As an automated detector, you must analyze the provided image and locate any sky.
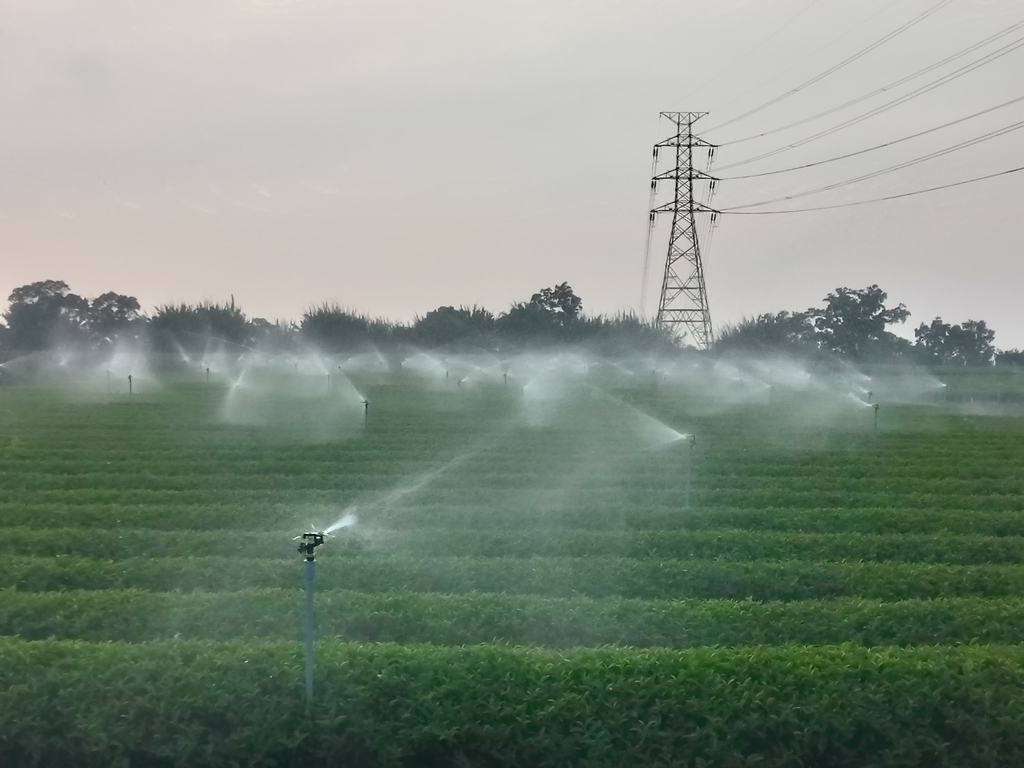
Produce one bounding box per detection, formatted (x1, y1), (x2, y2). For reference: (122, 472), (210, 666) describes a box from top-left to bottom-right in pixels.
(2, 0), (1023, 347)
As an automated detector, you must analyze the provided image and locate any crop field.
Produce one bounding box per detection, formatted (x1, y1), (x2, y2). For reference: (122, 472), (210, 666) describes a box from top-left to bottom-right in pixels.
(2, 361), (1024, 766)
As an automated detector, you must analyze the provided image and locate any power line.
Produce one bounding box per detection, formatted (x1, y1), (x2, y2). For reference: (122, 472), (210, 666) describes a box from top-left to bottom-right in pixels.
(705, 0), (955, 134)
(720, 94), (1024, 179)
(718, 18), (1024, 147)
(675, 0), (827, 103)
(707, 2), (900, 117)
(725, 117), (1024, 210)
(719, 165), (1024, 214)
(715, 33), (1024, 172)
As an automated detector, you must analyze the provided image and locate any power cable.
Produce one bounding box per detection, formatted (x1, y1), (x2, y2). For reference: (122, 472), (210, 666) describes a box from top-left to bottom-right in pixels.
(720, 94), (1024, 179)
(707, 2), (901, 116)
(676, 0), (827, 103)
(715, 34), (1024, 172)
(719, 165), (1024, 214)
(718, 18), (1024, 146)
(705, 0), (955, 134)
(725, 117), (1024, 210)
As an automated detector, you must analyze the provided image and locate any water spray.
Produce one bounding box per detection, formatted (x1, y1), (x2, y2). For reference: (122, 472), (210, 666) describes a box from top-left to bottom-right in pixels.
(296, 531), (326, 703)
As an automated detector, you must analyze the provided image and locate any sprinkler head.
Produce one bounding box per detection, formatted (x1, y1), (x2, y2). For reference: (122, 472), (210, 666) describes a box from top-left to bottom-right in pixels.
(873, 403), (880, 412)
(297, 531), (326, 560)
(687, 434), (697, 449)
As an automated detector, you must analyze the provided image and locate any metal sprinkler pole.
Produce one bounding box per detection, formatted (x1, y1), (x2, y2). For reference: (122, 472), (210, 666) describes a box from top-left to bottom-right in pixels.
(686, 434), (697, 507)
(297, 532), (325, 703)
(363, 400), (369, 428)
(873, 403), (880, 433)
(128, 375), (133, 400)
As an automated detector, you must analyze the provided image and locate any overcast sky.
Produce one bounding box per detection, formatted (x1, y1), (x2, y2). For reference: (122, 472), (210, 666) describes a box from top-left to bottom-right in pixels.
(3, 0), (1022, 346)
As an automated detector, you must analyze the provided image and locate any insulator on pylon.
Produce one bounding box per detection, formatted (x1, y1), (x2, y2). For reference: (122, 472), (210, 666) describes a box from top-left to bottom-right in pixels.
(653, 147), (659, 159)
(649, 212), (656, 222)
(711, 212), (719, 226)
(651, 180), (657, 190)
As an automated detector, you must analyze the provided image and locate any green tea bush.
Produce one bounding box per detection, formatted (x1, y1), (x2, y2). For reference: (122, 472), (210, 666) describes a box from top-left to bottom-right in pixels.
(6, 555), (1024, 601)
(4, 589), (1024, 648)
(2, 638), (1024, 767)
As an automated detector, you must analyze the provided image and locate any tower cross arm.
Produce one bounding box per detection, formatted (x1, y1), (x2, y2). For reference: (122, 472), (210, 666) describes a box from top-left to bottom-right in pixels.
(653, 169), (719, 183)
(654, 136), (717, 149)
(650, 201), (720, 216)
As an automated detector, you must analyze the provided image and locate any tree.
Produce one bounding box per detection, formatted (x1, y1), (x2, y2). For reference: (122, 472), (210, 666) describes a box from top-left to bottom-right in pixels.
(996, 349), (1024, 366)
(87, 292), (143, 342)
(808, 285), (910, 361)
(529, 283), (582, 325)
(251, 318), (299, 354)
(149, 298), (253, 353)
(412, 306), (495, 349)
(713, 311), (818, 356)
(300, 304), (375, 353)
(3, 280), (90, 351)
(916, 317), (995, 365)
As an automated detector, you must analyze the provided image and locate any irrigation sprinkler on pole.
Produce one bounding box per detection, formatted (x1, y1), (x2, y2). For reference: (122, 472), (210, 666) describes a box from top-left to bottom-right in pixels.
(686, 434), (697, 507)
(206, 367), (210, 385)
(128, 375), (133, 401)
(363, 399), (369, 428)
(866, 390), (873, 403)
(296, 531), (326, 703)
(873, 403), (880, 433)
(503, 373), (508, 389)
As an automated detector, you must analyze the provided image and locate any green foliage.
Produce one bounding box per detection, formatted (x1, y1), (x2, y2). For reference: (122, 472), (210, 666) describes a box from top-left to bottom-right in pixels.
(915, 317), (996, 366)
(6, 589), (1024, 648)
(997, 349), (1024, 366)
(2, 280), (91, 351)
(8, 554), (1024, 601)
(411, 305), (495, 349)
(809, 284), (911, 361)
(3, 639), (1024, 767)
(299, 303), (395, 353)
(3, 377), (1024, 764)
(714, 311), (818, 356)
(150, 299), (252, 354)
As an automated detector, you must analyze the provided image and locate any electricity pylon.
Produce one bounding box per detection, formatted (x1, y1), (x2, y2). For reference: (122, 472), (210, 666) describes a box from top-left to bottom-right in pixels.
(648, 112), (718, 349)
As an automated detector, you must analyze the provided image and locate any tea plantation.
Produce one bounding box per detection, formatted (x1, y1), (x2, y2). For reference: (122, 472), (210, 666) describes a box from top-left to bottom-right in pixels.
(2, 369), (1024, 766)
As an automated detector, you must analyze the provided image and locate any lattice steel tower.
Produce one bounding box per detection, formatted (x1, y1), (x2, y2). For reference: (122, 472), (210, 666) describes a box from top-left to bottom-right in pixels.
(648, 112), (719, 349)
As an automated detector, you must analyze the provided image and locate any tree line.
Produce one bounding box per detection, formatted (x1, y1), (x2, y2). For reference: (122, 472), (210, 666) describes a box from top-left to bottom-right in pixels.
(0, 280), (674, 359)
(715, 284), (1021, 366)
(1, 279), (1019, 365)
